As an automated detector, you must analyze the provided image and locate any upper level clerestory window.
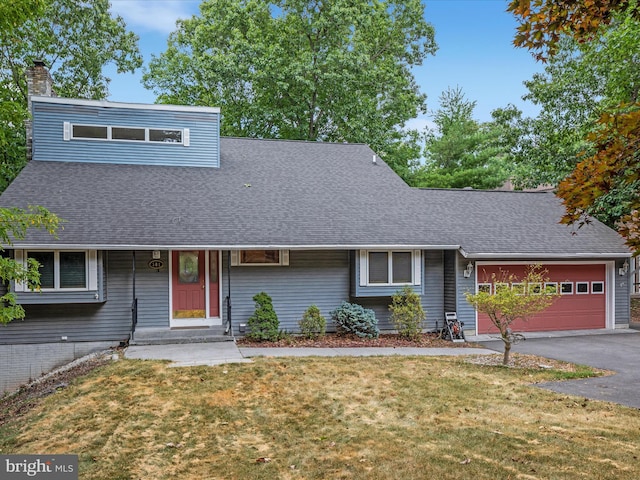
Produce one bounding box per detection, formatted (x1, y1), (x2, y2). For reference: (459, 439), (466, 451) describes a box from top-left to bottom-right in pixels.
(65, 122), (189, 146)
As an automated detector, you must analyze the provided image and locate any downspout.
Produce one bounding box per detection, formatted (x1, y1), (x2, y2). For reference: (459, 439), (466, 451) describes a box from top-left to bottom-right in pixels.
(226, 250), (232, 336)
(131, 250), (138, 342)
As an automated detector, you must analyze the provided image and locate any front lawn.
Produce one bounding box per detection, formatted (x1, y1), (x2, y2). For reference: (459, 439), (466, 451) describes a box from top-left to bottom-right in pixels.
(1, 356), (638, 479)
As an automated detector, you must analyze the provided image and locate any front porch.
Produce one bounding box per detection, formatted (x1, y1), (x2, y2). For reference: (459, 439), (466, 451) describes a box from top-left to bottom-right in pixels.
(131, 326), (231, 346)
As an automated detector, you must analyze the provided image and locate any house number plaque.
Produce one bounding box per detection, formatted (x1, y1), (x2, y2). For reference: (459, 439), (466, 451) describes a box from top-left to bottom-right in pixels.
(148, 259), (164, 270)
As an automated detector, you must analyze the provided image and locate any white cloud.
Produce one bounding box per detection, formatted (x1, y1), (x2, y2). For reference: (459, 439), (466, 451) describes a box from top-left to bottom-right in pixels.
(110, 0), (199, 34)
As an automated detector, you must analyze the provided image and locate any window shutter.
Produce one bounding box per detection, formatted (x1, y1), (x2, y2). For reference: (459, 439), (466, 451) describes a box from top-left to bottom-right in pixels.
(13, 250), (25, 292)
(230, 251), (239, 266)
(63, 122), (71, 141)
(413, 250), (422, 286)
(281, 250), (289, 266)
(359, 250), (367, 286)
(183, 128), (190, 146)
(88, 250), (98, 290)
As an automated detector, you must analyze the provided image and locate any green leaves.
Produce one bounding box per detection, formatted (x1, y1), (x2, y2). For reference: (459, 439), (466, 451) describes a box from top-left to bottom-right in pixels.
(0, 206), (60, 325)
(143, 0), (436, 175)
(416, 87), (513, 190)
(0, 0), (142, 188)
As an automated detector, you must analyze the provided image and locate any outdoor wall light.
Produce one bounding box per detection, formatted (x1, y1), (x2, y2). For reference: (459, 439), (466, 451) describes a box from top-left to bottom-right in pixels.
(619, 259), (629, 276)
(463, 261), (474, 278)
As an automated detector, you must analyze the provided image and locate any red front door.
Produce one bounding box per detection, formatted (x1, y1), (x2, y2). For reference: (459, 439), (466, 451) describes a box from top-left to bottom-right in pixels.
(172, 250), (206, 318)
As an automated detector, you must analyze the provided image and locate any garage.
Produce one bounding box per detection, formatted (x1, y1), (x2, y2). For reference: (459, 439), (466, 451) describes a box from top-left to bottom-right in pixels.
(476, 263), (609, 334)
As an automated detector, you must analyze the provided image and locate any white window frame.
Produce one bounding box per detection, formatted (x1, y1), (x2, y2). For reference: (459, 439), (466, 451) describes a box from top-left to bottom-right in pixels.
(591, 281), (605, 294)
(64, 122), (189, 146)
(231, 250), (290, 266)
(14, 250), (98, 292)
(576, 281), (590, 295)
(511, 282), (525, 295)
(359, 250), (421, 287)
(544, 282), (558, 294)
(560, 282), (573, 295)
(477, 283), (492, 294)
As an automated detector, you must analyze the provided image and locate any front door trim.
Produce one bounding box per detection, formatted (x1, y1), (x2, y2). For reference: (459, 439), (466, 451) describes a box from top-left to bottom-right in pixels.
(169, 249), (222, 328)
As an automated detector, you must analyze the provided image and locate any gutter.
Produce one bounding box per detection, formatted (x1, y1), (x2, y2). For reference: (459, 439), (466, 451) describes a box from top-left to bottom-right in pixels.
(465, 253), (632, 259)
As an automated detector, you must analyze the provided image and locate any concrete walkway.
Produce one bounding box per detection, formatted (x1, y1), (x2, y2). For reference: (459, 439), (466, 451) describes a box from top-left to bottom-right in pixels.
(124, 342), (496, 367)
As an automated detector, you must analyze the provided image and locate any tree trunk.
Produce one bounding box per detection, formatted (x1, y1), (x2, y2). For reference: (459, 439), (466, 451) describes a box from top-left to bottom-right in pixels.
(502, 340), (511, 366)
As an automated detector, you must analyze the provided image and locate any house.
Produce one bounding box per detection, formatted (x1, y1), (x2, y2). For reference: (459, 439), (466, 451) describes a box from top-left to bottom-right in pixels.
(0, 64), (632, 391)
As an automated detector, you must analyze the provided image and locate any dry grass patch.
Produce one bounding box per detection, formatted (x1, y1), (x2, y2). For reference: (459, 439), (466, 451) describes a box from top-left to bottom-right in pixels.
(1, 356), (639, 479)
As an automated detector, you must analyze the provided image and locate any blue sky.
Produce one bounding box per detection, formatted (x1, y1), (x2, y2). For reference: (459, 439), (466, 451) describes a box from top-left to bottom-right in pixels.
(107, 0), (543, 126)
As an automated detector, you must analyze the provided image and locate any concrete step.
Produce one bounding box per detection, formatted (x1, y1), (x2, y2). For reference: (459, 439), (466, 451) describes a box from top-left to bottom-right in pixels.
(131, 327), (232, 345)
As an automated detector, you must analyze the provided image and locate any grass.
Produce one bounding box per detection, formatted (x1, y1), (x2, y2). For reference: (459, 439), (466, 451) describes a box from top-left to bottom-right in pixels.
(1, 356), (639, 479)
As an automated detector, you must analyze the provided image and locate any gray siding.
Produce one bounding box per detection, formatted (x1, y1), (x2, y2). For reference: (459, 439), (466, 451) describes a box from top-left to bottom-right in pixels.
(0, 250), (168, 345)
(349, 250), (445, 332)
(455, 252), (477, 332)
(444, 250), (457, 312)
(223, 250), (350, 335)
(133, 251), (170, 329)
(32, 101), (220, 168)
(615, 258), (631, 326)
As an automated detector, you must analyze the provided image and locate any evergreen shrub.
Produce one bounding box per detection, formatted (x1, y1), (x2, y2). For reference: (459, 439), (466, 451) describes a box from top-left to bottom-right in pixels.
(389, 286), (426, 340)
(247, 292), (280, 341)
(330, 301), (379, 339)
(298, 304), (327, 339)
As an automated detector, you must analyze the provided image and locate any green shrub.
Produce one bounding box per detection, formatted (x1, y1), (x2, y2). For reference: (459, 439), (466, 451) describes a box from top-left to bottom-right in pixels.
(298, 304), (327, 339)
(330, 302), (379, 339)
(247, 292), (280, 341)
(389, 286), (426, 340)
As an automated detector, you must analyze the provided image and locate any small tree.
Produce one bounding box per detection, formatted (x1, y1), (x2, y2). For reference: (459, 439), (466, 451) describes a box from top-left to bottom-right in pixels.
(465, 264), (560, 365)
(247, 292), (280, 341)
(389, 286), (426, 340)
(298, 304), (326, 339)
(0, 205), (60, 324)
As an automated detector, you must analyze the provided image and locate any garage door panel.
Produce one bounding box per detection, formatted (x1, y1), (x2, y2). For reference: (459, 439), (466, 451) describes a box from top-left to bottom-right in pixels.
(477, 264), (606, 334)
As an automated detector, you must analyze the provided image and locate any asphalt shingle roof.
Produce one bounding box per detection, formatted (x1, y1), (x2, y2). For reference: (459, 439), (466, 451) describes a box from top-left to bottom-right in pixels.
(0, 137), (630, 257)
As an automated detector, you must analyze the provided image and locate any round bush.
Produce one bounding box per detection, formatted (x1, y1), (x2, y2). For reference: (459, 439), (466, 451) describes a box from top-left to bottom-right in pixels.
(330, 301), (379, 339)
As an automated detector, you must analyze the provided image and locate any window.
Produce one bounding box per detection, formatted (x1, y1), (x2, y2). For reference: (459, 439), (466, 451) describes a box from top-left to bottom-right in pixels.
(73, 124), (107, 139)
(231, 250), (289, 266)
(15, 250), (97, 292)
(576, 282), (589, 294)
(560, 282), (573, 295)
(477, 283), (492, 294)
(544, 282), (558, 294)
(494, 282), (509, 294)
(150, 129), (182, 143)
(511, 282), (525, 295)
(529, 282), (542, 295)
(113, 127), (145, 141)
(591, 281), (605, 294)
(65, 122), (188, 145)
(360, 250), (421, 286)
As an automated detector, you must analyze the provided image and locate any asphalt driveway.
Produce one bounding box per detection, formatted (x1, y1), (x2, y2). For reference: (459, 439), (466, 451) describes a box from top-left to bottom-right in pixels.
(480, 331), (640, 409)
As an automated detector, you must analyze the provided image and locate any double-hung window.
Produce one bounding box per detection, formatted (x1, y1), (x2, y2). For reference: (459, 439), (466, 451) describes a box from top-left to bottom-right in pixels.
(360, 250), (421, 286)
(14, 250), (98, 292)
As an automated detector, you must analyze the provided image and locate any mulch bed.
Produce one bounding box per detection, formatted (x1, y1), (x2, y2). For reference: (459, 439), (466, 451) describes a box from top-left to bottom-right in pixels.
(236, 332), (481, 348)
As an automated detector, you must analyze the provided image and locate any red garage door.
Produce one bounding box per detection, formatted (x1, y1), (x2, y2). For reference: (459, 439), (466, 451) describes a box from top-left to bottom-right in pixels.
(476, 263), (607, 334)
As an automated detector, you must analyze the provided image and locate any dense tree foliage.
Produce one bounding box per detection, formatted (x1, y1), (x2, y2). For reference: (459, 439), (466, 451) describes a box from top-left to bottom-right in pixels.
(508, 0), (640, 61)
(143, 0), (436, 181)
(0, 206), (60, 324)
(509, 4), (639, 251)
(0, 0), (142, 190)
(416, 87), (513, 189)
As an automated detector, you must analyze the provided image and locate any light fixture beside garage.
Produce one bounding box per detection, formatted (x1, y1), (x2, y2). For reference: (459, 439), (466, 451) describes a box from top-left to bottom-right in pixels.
(463, 261), (474, 278)
(619, 259), (629, 276)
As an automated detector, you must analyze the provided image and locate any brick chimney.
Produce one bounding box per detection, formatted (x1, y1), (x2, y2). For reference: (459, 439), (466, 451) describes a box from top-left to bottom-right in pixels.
(25, 60), (56, 161)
